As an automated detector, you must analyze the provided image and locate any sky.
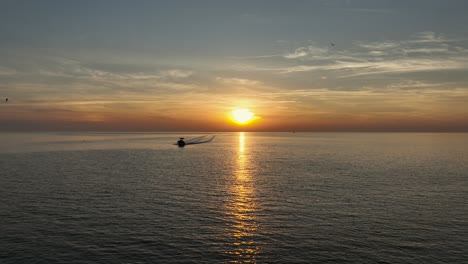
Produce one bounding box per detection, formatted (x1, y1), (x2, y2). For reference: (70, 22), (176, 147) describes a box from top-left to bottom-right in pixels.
(1, 0), (468, 132)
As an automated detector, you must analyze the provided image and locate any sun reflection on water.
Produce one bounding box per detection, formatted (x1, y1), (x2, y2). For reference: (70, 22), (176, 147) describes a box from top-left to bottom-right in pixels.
(226, 132), (260, 262)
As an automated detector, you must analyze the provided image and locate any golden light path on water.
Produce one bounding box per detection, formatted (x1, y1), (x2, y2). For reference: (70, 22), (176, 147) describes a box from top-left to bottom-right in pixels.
(226, 132), (260, 262)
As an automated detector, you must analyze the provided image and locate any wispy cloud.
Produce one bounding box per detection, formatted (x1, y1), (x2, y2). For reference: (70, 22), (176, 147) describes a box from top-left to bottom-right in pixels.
(386, 80), (456, 90)
(0, 55), (204, 105)
(409, 31), (454, 43)
(358, 41), (400, 50)
(229, 54), (283, 59)
(159, 69), (193, 78)
(241, 31), (468, 78)
(216, 77), (260, 86)
(336, 59), (466, 78)
(284, 46), (329, 59)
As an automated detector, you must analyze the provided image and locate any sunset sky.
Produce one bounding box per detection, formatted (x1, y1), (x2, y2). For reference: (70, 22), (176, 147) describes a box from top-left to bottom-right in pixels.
(1, 0), (468, 131)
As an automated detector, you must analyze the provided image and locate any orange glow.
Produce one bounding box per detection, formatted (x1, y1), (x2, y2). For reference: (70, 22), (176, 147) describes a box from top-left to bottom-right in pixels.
(231, 108), (255, 125)
(2, 97), (468, 132)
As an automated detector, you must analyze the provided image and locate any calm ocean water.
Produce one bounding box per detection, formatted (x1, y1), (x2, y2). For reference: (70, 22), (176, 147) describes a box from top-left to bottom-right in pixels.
(1, 132), (467, 263)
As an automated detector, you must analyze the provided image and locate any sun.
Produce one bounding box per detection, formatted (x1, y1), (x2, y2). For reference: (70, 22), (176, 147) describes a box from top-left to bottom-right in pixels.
(231, 108), (255, 125)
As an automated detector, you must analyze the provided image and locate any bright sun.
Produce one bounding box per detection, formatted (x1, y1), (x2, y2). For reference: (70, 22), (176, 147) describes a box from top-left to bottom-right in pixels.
(231, 108), (255, 125)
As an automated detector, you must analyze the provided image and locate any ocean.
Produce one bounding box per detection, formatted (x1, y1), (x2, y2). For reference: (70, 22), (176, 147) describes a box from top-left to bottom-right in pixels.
(1, 132), (467, 263)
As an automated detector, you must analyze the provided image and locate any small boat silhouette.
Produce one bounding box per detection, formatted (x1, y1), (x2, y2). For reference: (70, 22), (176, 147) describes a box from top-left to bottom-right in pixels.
(177, 138), (186, 147)
(175, 135), (215, 147)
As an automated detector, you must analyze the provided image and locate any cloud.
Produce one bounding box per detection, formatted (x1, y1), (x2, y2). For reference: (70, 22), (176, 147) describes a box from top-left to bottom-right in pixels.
(259, 58), (465, 76)
(241, 31), (468, 78)
(409, 31), (453, 43)
(0, 54), (205, 105)
(231, 45), (330, 61)
(0, 54), (196, 81)
(357, 33), (457, 57)
(358, 41), (400, 50)
(284, 46), (328, 59)
(403, 48), (450, 54)
(336, 59), (466, 78)
(229, 54), (283, 59)
(159, 69), (193, 78)
(386, 80), (456, 90)
(215, 77), (260, 86)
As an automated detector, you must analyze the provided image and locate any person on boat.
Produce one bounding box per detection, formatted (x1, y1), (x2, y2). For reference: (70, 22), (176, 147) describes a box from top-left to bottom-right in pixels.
(177, 137), (186, 147)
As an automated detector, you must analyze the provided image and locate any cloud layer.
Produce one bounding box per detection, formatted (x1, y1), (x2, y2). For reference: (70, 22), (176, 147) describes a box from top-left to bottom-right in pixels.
(2, 30), (468, 131)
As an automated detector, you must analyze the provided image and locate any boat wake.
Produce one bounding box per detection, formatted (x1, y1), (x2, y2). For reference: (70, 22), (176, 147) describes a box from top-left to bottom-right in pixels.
(186, 135), (215, 145)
